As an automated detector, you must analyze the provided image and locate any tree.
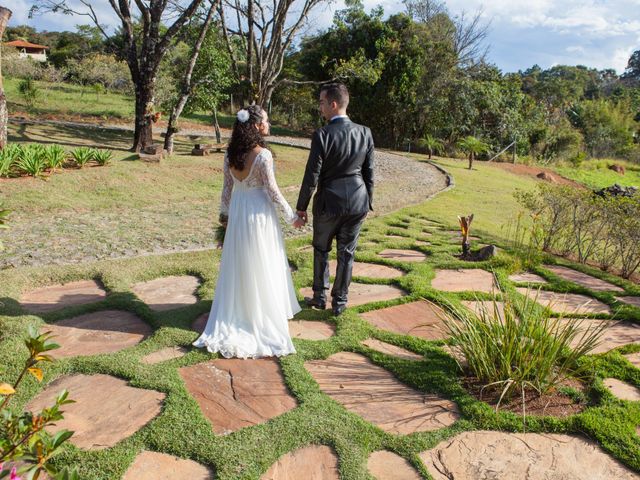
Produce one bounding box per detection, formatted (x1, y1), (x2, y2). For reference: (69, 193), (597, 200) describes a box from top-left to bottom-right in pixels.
(623, 49), (640, 82)
(31, 0), (207, 152)
(218, 0), (328, 107)
(457, 135), (489, 169)
(0, 6), (11, 150)
(417, 134), (443, 158)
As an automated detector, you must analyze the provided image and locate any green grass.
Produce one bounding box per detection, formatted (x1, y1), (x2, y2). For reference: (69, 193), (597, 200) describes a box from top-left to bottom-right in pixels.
(555, 159), (640, 189)
(1, 153), (640, 478)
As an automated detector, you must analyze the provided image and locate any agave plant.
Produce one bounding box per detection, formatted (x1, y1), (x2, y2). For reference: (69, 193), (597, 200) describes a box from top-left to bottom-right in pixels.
(16, 146), (47, 177)
(71, 147), (93, 168)
(92, 149), (113, 166)
(45, 144), (67, 171)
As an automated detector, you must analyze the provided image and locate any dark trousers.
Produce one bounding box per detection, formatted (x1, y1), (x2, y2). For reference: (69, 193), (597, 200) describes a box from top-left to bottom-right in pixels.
(312, 212), (367, 308)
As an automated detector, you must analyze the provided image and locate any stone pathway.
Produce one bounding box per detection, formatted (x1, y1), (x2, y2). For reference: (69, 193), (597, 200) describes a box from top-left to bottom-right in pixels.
(461, 300), (506, 321)
(557, 319), (640, 354)
(361, 300), (449, 340)
(516, 288), (611, 314)
(420, 431), (639, 480)
(603, 378), (640, 401)
(327, 260), (404, 279)
(122, 451), (214, 480)
(132, 275), (200, 311)
(288, 320), (335, 340)
(20, 280), (106, 313)
(377, 249), (427, 262)
(260, 445), (339, 479)
(305, 352), (459, 435)
(431, 269), (497, 293)
(367, 451), (421, 480)
(508, 272), (547, 284)
(26, 374), (165, 449)
(618, 296), (640, 308)
(625, 352), (640, 368)
(544, 265), (624, 292)
(141, 346), (189, 365)
(179, 359), (297, 435)
(42, 310), (152, 358)
(361, 338), (423, 361)
(299, 283), (405, 308)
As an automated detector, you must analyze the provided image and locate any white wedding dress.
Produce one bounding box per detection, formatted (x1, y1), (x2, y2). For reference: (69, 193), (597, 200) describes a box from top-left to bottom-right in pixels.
(193, 148), (300, 358)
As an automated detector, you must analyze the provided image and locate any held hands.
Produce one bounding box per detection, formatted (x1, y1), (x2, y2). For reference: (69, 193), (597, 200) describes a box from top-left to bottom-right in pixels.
(293, 210), (308, 229)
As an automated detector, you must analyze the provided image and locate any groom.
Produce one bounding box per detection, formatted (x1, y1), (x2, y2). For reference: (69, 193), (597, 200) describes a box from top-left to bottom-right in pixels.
(294, 83), (375, 315)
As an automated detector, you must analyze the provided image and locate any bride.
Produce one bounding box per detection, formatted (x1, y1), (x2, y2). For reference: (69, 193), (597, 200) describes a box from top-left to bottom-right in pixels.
(193, 105), (302, 358)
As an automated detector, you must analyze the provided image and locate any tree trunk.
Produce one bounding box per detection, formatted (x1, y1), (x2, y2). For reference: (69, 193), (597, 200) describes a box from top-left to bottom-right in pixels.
(212, 107), (221, 143)
(428, 148), (432, 159)
(133, 82), (155, 152)
(468, 152), (474, 170)
(0, 6), (12, 150)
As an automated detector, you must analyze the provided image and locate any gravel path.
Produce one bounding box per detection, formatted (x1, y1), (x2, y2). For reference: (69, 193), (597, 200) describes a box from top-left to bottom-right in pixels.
(2, 119), (449, 268)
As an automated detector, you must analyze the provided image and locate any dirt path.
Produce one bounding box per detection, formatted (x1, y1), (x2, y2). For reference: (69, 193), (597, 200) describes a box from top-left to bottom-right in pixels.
(489, 162), (585, 189)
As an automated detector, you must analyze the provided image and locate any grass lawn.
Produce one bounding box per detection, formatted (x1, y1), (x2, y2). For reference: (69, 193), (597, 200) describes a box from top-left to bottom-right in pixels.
(5, 77), (307, 137)
(554, 159), (640, 189)
(1, 148), (639, 478)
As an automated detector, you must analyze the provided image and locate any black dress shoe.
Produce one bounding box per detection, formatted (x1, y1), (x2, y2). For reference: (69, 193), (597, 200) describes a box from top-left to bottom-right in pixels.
(304, 297), (326, 310)
(332, 305), (346, 316)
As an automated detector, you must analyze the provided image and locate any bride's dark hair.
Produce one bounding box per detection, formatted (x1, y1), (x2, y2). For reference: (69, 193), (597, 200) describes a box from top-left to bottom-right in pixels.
(227, 105), (267, 170)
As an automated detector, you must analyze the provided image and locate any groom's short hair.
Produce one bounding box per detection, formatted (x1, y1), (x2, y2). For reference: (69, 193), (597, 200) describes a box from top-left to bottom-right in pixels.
(320, 83), (349, 108)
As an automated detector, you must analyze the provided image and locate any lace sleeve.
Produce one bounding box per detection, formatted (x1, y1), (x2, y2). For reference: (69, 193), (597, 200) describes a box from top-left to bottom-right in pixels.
(258, 150), (297, 224)
(220, 154), (233, 216)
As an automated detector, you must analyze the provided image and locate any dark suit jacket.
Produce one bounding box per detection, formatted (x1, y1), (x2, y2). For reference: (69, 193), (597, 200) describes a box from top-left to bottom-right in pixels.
(296, 117), (374, 216)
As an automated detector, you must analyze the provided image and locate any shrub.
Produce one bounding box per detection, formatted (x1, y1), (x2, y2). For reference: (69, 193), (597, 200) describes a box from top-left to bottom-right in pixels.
(91, 149), (113, 166)
(0, 327), (79, 479)
(44, 145), (67, 171)
(17, 78), (40, 109)
(70, 147), (93, 168)
(0, 146), (21, 178)
(444, 295), (605, 404)
(16, 146), (47, 177)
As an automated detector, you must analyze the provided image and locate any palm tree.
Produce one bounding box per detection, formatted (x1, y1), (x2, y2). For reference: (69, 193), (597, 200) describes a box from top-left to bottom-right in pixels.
(417, 134), (444, 159)
(457, 136), (490, 170)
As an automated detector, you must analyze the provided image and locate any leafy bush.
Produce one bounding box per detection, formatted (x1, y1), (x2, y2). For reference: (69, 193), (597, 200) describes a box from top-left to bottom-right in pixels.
(444, 295), (605, 403)
(44, 145), (67, 171)
(16, 146), (46, 177)
(70, 147), (93, 168)
(17, 78), (40, 109)
(0, 327), (78, 479)
(91, 149), (112, 166)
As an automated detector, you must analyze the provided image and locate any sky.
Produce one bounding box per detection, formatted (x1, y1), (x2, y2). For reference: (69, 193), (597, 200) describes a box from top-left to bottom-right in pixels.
(6, 0), (640, 74)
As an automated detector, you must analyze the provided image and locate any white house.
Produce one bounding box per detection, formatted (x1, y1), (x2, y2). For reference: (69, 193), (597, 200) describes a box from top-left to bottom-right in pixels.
(4, 40), (49, 62)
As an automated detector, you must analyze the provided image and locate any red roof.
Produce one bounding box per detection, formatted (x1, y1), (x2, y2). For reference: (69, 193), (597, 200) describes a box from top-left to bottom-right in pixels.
(4, 40), (49, 50)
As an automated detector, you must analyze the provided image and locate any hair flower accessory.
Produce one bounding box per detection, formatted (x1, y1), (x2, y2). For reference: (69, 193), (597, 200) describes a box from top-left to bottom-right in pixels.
(237, 109), (250, 123)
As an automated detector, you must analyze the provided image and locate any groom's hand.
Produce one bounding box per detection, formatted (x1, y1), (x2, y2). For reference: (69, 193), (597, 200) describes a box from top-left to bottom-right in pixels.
(293, 216), (305, 229)
(297, 210), (308, 222)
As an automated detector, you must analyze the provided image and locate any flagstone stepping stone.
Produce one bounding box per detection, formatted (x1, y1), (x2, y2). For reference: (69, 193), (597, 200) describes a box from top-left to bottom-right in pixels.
(385, 234), (410, 241)
(461, 300), (506, 321)
(415, 240), (431, 246)
(192, 312), (208, 332)
(122, 451), (214, 480)
(289, 320), (335, 340)
(361, 300), (449, 340)
(420, 431), (639, 480)
(141, 346), (189, 365)
(362, 338), (423, 360)
(603, 378), (640, 401)
(132, 275), (200, 311)
(367, 451), (421, 480)
(556, 319), (640, 354)
(625, 352), (640, 368)
(305, 352), (459, 434)
(20, 279), (107, 313)
(544, 265), (624, 292)
(42, 310), (152, 358)
(26, 374), (165, 450)
(261, 445), (339, 479)
(179, 358), (297, 435)
(328, 260), (404, 279)
(300, 283), (406, 308)
(516, 288), (611, 314)
(509, 272), (548, 284)
(618, 296), (640, 308)
(431, 269), (497, 293)
(378, 249), (427, 262)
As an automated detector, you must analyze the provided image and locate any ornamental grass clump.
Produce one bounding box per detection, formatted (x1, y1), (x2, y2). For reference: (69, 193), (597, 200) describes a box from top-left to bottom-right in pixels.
(15, 146), (47, 178)
(91, 149), (112, 166)
(444, 292), (605, 406)
(70, 147), (93, 168)
(0, 146), (21, 178)
(44, 145), (67, 171)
